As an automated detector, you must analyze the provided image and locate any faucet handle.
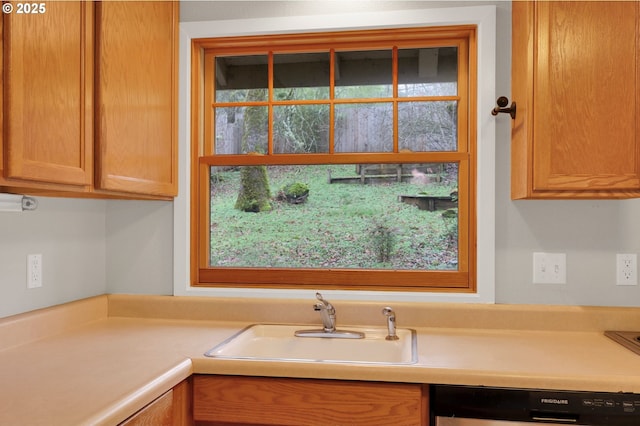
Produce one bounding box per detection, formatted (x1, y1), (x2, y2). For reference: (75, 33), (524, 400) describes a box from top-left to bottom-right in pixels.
(382, 307), (395, 317)
(315, 292), (334, 311)
(313, 292), (336, 332)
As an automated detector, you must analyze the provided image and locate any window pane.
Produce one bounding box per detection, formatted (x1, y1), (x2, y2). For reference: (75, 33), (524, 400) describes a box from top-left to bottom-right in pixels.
(273, 105), (330, 153)
(334, 103), (393, 152)
(209, 164), (458, 270)
(215, 55), (268, 102)
(398, 101), (458, 152)
(273, 53), (330, 101)
(334, 50), (392, 99)
(214, 106), (268, 154)
(398, 47), (458, 97)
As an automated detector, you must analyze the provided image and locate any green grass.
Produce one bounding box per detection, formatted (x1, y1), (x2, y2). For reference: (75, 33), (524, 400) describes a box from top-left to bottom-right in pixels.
(210, 164), (458, 270)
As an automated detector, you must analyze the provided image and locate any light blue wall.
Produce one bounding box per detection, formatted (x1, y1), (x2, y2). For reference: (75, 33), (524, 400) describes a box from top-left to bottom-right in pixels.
(0, 198), (173, 318)
(0, 198), (107, 317)
(105, 200), (174, 295)
(2, 1), (640, 318)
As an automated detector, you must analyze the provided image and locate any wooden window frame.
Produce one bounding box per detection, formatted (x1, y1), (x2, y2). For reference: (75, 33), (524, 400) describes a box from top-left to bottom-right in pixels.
(190, 26), (478, 292)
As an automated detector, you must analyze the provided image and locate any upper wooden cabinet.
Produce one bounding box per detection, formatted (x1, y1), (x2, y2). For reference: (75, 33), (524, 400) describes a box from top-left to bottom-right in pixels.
(1, 1), (178, 199)
(2, 1), (94, 187)
(95, 1), (178, 197)
(511, 1), (640, 199)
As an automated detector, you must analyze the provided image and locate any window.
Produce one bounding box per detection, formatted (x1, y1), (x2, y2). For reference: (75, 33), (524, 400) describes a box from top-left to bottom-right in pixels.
(191, 27), (477, 292)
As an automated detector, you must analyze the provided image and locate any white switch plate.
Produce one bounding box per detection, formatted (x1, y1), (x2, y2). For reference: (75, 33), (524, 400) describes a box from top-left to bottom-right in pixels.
(533, 252), (566, 284)
(27, 254), (42, 289)
(616, 253), (637, 286)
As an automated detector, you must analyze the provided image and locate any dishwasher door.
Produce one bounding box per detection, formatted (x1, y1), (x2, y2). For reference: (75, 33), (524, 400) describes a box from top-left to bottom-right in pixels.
(431, 385), (640, 426)
(435, 419), (567, 426)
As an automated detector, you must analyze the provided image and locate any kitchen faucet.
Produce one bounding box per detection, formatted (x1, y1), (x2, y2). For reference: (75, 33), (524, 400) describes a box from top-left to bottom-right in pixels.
(294, 292), (364, 339)
(314, 292), (336, 332)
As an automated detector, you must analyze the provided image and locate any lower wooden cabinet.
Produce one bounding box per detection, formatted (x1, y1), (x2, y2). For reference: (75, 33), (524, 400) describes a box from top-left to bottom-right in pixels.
(120, 378), (192, 426)
(193, 375), (429, 426)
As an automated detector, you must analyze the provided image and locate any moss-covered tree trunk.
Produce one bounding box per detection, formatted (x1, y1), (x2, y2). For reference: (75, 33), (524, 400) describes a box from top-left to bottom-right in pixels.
(235, 165), (272, 212)
(235, 89), (272, 212)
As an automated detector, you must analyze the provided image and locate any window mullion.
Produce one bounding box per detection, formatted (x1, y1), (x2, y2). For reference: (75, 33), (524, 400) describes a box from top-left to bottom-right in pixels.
(204, 52), (215, 156)
(329, 48), (335, 154)
(392, 46), (399, 153)
(268, 51), (274, 155)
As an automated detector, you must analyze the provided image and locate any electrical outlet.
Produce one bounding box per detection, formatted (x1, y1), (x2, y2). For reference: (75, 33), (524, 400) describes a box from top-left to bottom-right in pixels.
(616, 253), (637, 286)
(533, 252), (566, 284)
(27, 254), (42, 289)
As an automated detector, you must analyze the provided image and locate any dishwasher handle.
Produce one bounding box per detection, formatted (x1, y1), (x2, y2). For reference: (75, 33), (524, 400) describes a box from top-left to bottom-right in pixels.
(531, 414), (578, 424)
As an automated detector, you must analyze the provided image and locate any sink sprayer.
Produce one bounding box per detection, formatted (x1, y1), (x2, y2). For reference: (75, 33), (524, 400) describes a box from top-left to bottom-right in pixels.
(382, 307), (399, 340)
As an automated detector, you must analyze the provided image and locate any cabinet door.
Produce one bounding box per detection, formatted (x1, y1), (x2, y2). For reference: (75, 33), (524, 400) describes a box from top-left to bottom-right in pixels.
(119, 379), (192, 426)
(95, 1), (178, 197)
(193, 375), (427, 426)
(511, 1), (640, 199)
(120, 389), (173, 426)
(2, 1), (93, 186)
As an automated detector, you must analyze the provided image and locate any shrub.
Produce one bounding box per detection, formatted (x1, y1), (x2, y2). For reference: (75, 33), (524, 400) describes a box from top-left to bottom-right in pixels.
(279, 182), (310, 204)
(369, 220), (396, 263)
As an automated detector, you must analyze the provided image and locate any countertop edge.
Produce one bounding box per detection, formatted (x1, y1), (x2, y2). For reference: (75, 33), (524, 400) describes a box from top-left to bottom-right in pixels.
(190, 356), (640, 394)
(85, 358), (193, 426)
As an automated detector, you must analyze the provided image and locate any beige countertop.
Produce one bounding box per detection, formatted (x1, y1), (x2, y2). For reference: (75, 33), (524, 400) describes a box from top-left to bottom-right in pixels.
(2, 294), (640, 425)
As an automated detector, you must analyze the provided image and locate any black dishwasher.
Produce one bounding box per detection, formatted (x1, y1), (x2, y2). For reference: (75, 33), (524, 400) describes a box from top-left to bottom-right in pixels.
(431, 385), (640, 425)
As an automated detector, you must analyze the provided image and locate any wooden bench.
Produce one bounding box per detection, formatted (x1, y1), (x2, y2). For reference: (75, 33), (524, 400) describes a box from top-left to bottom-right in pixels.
(398, 194), (457, 211)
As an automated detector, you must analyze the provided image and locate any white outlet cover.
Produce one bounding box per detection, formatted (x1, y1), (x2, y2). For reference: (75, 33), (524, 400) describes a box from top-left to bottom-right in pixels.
(533, 252), (566, 284)
(616, 253), (638, 286)
(27, 254), (42, 289)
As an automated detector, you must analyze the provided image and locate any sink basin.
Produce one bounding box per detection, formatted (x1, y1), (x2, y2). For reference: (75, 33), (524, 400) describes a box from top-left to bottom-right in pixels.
(205, 324), (417, 365)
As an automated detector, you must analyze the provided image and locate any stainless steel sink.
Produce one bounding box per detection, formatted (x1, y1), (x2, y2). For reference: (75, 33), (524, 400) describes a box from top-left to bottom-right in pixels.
(205, 323), (417, 364)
